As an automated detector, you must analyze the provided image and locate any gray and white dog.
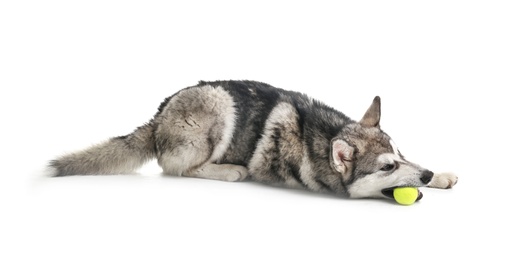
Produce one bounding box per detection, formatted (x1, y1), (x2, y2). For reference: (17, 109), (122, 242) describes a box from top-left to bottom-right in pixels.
(50, 80), (457, 200)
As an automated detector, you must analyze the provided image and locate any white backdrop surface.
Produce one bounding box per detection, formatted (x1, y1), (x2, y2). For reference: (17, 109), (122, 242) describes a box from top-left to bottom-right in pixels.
(1, 1), (509, 259)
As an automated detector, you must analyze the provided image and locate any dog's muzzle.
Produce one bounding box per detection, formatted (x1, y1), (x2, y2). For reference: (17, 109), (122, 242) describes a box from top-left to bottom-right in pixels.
(381, 170), (433, 200)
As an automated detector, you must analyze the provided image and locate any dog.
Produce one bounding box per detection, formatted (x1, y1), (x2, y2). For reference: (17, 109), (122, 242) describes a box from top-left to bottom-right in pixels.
(50, 80), (458, 200)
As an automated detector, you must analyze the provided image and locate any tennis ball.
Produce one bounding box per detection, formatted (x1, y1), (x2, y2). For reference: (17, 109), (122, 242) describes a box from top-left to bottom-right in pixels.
(393, 187), (419, 205)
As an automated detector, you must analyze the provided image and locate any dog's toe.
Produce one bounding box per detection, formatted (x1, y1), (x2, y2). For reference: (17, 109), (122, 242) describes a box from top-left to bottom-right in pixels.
(446, 175), (458, 188)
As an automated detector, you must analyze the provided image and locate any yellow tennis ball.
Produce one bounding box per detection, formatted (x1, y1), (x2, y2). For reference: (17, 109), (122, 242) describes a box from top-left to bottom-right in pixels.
(393, 187), (419, 205)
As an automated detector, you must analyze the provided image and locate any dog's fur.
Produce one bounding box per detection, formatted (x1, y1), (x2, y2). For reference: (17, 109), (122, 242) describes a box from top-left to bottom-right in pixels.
(50, 80), (457, 200)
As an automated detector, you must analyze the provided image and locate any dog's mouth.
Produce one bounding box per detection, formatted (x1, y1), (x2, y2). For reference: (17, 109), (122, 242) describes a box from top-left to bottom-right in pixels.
(381, 187), (423, 201)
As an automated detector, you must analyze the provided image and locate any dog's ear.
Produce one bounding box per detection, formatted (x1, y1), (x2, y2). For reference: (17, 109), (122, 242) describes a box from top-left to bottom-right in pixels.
(331, 139), (354, 180)
(360, 96), (381, 128)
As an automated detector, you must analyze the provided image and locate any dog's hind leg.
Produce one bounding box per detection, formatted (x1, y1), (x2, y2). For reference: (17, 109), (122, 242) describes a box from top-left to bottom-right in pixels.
(427, 172), (458, 189)
(154, 85), (238, 179)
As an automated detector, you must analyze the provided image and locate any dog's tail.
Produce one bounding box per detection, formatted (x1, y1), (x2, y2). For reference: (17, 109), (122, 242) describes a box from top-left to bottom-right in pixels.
(50, 122), (156, 177)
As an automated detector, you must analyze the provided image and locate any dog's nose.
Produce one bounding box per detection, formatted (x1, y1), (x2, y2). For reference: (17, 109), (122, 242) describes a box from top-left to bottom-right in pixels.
(420, 170), (434, 184)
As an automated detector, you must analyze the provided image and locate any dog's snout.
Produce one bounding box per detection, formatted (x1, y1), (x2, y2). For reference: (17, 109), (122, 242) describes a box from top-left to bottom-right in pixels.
(420, 170), (434, 184)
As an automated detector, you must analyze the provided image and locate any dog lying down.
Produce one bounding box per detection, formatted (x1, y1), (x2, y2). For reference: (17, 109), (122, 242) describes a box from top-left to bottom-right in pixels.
(50, 80), (458, 202)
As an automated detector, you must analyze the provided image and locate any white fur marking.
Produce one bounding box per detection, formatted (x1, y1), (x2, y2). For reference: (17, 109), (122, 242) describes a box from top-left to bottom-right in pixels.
(209, 87), (237, 163)
(377, 153), (401, 164)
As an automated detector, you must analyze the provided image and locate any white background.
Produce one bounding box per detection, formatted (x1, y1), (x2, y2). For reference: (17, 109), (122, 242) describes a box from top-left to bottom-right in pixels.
(1, 0), (509, 259)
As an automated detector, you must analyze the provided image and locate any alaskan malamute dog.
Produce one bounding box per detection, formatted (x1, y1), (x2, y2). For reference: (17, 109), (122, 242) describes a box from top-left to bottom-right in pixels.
(50, 80), (457, 200)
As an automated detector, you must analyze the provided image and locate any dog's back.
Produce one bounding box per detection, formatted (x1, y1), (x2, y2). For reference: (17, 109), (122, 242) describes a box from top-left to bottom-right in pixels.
(51, 81), (347, 174)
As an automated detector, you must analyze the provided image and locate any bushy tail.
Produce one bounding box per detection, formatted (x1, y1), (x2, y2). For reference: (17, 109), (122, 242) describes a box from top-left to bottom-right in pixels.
(50, 122), (156, 177)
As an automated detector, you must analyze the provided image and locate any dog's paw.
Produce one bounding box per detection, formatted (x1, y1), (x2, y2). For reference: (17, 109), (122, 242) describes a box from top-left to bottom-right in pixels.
(192, 164), (249, 182)
(224, 165), (249, 182)
(427, 172), (458, 189)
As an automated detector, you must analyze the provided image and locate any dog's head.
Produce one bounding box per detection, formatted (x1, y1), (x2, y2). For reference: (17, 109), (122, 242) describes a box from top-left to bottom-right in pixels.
(330, 96), (433, 199)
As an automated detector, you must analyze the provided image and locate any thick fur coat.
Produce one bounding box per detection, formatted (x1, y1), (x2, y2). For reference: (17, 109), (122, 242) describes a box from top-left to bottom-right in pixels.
(50, 80), (457, 199)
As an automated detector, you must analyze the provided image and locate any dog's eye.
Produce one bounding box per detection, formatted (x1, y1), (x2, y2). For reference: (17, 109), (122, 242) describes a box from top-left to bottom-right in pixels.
(380, 164), (395, 171)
